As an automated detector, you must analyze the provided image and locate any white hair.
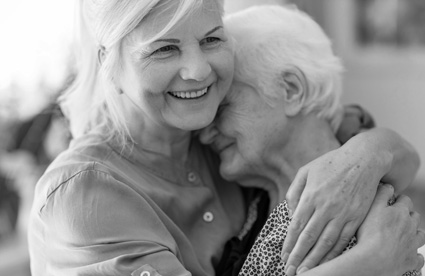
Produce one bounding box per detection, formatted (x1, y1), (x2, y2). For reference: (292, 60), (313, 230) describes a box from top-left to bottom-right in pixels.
(224, 5), (344, 132)
(60, 0), (224, 147)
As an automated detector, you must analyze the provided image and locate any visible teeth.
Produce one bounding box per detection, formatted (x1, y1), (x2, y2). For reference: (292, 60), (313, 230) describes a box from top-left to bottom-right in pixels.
(169, 88), (208, 99)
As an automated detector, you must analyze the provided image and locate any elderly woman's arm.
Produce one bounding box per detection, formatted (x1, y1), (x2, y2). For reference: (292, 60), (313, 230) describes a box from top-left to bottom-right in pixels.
(300, 185), (425, 276)
(282, 127), (420, 274)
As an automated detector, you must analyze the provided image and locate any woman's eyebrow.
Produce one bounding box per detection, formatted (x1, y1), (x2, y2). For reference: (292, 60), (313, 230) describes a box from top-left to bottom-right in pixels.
(205, 26), (223, 36)
(154, 38), (180, 44)
(154, 26), (223, 43)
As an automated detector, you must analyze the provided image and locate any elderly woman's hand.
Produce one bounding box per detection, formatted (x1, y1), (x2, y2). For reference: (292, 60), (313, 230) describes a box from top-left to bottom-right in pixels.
(296, 185), (424, 276)
(356, 185), (425, 275)
(281, 145), (380, 274)
(281, 128), (420, 274)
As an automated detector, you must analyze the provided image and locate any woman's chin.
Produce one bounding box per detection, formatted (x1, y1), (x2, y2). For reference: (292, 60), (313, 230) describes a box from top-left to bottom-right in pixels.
(167, 112), (216, 132)
(185, 118), (215, 131)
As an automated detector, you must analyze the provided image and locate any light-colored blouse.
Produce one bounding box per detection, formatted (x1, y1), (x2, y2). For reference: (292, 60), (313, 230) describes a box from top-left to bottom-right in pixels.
(28, 134), (246, 276)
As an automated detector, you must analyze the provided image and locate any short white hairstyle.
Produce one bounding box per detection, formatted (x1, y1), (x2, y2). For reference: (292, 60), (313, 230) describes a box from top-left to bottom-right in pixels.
(61, 0), (224, 147)
(224, 5), (344, 131)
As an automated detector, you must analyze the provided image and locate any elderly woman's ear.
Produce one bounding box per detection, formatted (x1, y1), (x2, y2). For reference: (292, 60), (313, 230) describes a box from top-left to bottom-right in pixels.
(280, 67), (307, 117)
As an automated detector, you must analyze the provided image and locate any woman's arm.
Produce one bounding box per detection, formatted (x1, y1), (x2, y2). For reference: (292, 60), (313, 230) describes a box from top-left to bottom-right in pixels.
(367, 128), (421, 192)
(300, 185), (425, 276)
(282, 127), (420, 274)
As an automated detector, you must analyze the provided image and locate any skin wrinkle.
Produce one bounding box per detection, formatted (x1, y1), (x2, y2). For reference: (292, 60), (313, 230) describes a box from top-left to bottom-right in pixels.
(116, 2), (234, 158)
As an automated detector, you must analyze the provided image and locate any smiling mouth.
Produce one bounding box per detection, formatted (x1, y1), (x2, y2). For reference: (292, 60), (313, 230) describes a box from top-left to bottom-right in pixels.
(168, 87), (209, 99)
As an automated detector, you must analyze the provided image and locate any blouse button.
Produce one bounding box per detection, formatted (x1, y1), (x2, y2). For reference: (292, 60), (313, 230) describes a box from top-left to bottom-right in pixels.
(187, 172), (197, 182)
(203, 211), (214, 222)
(140, 272), (150, 276)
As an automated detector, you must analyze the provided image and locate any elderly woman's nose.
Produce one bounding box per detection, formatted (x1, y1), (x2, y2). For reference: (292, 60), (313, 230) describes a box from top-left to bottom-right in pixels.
(199, 123), (218, 145)
(180, 50), (212, 81)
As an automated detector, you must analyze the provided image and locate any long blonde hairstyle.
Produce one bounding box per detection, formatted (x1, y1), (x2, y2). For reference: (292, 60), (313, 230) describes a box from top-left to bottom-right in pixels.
(61, 0), (224, 147)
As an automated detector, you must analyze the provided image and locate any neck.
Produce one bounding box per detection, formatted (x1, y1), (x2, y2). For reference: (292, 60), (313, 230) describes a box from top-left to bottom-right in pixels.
(257, 115), (341, 208)
(118, 93), (193, 162)
(134, 123), (192, 162)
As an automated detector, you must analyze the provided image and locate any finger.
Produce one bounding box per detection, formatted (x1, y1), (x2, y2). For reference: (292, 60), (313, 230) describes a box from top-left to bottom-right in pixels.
(284, 212), (327, 272)
(394, 194), (414, 212)
(280, 204), (315, 263)
(374, 183), (395, 203)
(416, 229), (425, 248)
(296, 220), (343, 272)
(286, 170), (308, 216)
(319, 221), (358, 264)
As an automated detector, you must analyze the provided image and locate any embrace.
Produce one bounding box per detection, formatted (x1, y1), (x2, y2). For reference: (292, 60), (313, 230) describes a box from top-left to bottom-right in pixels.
(28, 1), (424, 276)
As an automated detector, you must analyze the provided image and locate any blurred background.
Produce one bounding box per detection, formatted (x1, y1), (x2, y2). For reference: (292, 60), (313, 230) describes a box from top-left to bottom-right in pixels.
(0, 0), (424, 275)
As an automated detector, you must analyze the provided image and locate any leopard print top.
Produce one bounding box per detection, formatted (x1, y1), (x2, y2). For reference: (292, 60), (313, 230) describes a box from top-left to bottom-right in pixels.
(238, 200), (420, 276)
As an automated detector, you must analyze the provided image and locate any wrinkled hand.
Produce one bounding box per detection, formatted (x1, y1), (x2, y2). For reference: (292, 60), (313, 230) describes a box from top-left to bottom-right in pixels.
(357, 184), (425, 275)
(282, 147), (383, 275)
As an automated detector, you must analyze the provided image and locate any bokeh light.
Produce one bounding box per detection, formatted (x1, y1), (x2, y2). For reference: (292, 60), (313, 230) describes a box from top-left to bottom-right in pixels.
(0, 0), (75, 119)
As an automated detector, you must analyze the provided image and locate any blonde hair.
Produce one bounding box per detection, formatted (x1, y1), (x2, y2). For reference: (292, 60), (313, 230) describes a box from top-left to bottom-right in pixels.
(225, 5), (344, 132)
(60, 0), (224, 147)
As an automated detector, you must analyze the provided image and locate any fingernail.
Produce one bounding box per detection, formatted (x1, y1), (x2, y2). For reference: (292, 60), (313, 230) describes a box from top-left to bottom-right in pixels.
(297, 267), (308, 274)
(285, 265), (296, 276)
(281, 252), (289, 263)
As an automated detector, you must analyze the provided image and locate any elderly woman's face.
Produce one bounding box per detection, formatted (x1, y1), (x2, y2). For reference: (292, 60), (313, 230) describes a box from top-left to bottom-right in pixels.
(200, 81), (288, 182)
(119, 1), (234, 131)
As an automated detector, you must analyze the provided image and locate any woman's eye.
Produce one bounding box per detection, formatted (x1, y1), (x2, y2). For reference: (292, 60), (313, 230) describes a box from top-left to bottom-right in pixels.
(151, 45), (178, 56)
(206, 37), (220, 43)
(201, 37), (222, 47)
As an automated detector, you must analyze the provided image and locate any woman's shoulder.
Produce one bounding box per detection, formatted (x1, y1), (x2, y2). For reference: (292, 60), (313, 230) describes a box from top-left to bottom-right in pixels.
(34, 134), (129, 207)
(44, 134), (113, 175)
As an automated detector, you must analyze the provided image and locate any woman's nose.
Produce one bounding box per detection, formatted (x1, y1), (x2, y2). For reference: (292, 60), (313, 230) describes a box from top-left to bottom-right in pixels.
(199, 121), (218, 145)
(180, 50), (212, 81)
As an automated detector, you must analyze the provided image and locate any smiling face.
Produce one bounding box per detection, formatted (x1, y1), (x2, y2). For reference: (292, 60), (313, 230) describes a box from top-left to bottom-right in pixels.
(200, 80), (289, 182)
(118, 1), (234, 133)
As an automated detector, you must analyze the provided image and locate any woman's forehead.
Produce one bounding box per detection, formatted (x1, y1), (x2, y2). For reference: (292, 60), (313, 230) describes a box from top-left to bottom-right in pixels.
(141, 1), (221, 34)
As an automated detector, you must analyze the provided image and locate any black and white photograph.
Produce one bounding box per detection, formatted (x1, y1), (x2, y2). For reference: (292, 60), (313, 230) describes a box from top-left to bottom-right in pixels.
(1, 1), (424, 275)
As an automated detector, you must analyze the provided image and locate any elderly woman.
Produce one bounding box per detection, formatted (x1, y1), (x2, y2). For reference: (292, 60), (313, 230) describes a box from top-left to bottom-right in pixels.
(200, 5), (424, 276)
(28, 0), (421, 275)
